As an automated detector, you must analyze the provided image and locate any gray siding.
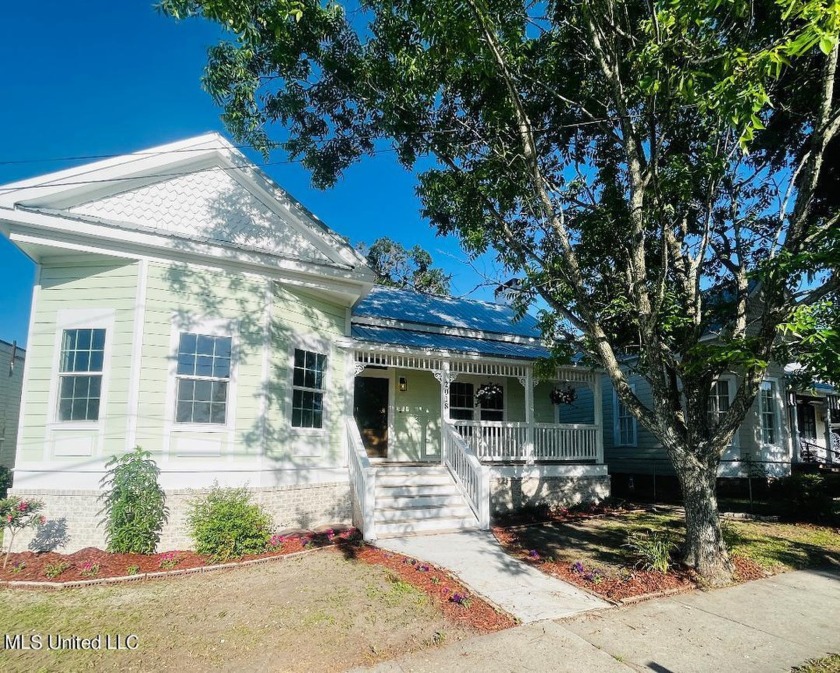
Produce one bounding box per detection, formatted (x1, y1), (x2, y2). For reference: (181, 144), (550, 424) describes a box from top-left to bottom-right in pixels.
(0, 340), (25, 470)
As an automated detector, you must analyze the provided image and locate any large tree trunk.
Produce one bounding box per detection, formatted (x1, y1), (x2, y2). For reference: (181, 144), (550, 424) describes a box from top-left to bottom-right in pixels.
(673, 457), (733, 585)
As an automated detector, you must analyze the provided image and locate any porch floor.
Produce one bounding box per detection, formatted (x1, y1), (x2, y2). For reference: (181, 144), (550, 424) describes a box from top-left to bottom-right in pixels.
(375, 530), (608, 623)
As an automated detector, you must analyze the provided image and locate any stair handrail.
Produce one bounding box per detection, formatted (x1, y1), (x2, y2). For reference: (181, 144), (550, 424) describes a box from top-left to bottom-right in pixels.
(442, 421), (490, 529)
(346, 419), (376, 541)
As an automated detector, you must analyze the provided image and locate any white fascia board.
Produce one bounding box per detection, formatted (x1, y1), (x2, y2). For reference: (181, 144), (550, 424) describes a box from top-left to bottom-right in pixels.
(350, 339), (534, 366)
(0, 134), (227, 210)
(5, 218), (370, 303)
(351, 315), (543, 345)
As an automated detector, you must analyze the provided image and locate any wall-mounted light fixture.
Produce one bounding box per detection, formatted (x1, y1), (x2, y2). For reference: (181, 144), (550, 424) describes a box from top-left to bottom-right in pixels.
(399, 376), (408, 392)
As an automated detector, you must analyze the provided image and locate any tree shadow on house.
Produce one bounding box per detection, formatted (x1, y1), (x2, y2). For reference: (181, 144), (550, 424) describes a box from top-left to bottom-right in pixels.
(29, 518), (70, 552)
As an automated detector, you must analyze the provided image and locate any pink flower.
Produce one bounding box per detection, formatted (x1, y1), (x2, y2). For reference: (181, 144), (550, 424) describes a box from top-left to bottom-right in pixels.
(38, 516), (46, 526)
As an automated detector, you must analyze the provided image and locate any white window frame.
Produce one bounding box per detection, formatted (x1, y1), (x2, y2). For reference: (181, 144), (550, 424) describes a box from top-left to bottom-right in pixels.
(287, 334), (331, 436)
(167, 317), (238, 435)
(758, 377), (782, 448)
(613, 385), (637, 447)
(477, 379), (506, 422)
(708, 375), (740, 447)
(449, 381), (476, 421)
(449, 377), (508, 423)
(48, 308), (115, 431)
(174, 332), (234, 427)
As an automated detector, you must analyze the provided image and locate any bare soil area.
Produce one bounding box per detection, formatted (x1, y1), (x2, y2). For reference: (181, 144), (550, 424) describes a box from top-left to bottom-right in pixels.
(0, 549), (478, 673)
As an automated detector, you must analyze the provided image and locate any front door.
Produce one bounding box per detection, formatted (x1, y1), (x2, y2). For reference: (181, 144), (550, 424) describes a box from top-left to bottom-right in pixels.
(354, 376), (389, 458)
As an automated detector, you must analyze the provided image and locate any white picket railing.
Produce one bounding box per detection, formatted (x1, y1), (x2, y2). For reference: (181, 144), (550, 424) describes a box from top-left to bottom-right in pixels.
(346, 419), (377, 541)
(453, 420), (599, 462)
(442, 422), (490, 529)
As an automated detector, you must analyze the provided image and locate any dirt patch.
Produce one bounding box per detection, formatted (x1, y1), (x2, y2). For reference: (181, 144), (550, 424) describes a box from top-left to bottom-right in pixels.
(0, 548), (477, 673)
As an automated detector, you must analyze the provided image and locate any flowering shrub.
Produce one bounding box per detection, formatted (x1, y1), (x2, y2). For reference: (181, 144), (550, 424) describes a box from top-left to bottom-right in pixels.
(159, 552), (180, 570)
(44, 561), (70, 579)
(79, 561), (100, 578)
(267, 534), (285, 551)
(0, 497), (46, 568)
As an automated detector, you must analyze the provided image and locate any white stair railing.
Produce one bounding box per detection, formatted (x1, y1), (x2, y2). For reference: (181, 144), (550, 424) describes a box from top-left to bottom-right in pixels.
(442, 422), (490, 529)
(346, 419), (376, 541)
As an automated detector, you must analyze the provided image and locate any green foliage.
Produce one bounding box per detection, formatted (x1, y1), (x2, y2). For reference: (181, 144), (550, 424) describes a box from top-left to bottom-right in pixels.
(0, 497), (46, 568)
(771, 473), (835, 520)
(358, 237), (451, 296)
(43, 561), (70, 579)
(623, 531), (678, 574)
(0, 467), (12, 499)
(187, 484), (273, 561)
(99, 447), (169, 555)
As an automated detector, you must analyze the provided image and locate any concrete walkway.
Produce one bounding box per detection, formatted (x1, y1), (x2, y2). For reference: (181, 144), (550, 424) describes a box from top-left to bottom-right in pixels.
(375, 530), (609, 622)
(356, 567), (840, 673)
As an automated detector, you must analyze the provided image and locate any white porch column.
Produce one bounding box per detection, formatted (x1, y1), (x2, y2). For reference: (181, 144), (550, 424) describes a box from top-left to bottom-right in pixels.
(593, 374), (604, 464)
(524, 368), (535, 464)
(436, 361), (451, 465)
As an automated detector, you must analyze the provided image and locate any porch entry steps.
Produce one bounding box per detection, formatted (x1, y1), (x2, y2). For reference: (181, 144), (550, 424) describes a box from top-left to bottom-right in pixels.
(374, 465), (480, 538)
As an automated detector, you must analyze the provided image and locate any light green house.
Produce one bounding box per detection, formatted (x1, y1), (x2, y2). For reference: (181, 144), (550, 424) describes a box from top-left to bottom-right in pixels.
(0, 134), (609, 551)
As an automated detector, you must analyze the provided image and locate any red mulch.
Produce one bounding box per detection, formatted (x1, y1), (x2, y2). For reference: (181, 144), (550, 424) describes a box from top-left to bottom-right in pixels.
(0, 527), (357, 583)
(350, 544), (516, 632)
(732, 554), (770, 582)
(492, 501), (643, 528)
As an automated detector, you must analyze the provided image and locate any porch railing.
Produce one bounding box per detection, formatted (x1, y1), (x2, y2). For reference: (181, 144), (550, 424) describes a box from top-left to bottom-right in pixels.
(453, 420), (599, 462)
(442, 422), (490, 529)
(346, 419), (377, 541)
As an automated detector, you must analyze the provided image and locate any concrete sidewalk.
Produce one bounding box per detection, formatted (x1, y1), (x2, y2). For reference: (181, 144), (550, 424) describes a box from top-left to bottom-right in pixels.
(375, 531), (609, 622)
(356, 567), (840, 673)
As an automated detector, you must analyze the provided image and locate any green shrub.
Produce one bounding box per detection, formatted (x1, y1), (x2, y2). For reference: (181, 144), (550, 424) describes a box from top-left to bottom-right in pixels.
(44, 561), (70, 579)
(623, 530), (677, 574)
(771, 473), (834, 520)
(0, 467), (13, 499)
(99, 447), (169, 554)
(187, 485), (272, 561)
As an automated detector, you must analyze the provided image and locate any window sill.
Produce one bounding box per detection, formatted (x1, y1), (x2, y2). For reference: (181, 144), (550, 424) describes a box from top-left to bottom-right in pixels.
(170, 423), (232, 434)
(48, 422), (101, 432)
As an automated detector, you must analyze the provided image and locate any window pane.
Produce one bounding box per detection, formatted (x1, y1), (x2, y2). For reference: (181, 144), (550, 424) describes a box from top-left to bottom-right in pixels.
(75, 350), (90, 372)
(197, 335), (215, 356)
(196, 355), (214, 377)
(89, 350), (104, 372)
(178, 379), (195, 402)
(214, 357), (231, 379)
(215, 338), (231, 359)
(179, 333), (197, 355)
(177, 353), (195, 376)
(176, 402), (193, 423)
(294, 349), (305, 369)
(194, 380), (212, 402)
(76, 329), (92, 350)
(210, 403), (227, 424)
(91, 329), (106, 350)
(193, 402), (211, 423)
(212, 381), (227, 403)
(59, 398), (73, 422)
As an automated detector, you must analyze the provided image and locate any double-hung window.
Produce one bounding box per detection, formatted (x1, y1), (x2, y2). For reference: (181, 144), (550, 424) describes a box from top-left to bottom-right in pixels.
(614, 389), (637, 446)
(759, 380), (779, 445)
(58, 328), (105, 422)
(449, 382), (475, 421)
(175, 333), (232, 425)
(292, 349), (327, 429)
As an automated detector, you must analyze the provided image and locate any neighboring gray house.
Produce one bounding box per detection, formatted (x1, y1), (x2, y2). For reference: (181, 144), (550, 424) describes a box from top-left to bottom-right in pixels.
(0, 339), (25, 471)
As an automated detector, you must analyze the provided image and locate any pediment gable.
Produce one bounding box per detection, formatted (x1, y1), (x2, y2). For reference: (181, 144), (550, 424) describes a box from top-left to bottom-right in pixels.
(67, 167), (333, 264)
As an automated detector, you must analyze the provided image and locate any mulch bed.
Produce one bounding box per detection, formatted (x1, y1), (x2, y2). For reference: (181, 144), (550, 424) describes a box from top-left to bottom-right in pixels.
(0, 526), (515, 633)
(351, 544), (516, 633)
(492, 501), (644, 528)
(0, 526), (358, 583)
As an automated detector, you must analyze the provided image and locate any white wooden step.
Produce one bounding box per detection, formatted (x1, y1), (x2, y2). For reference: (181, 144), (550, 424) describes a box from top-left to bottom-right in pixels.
(377, 483), (461, 498)
(376, 472), (455, 488)
(376, 493), (467, 509)
(375, 516), (479, 537)
(374, 504), (475, 522)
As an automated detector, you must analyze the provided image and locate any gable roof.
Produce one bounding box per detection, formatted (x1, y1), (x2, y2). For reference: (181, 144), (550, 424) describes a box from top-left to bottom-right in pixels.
(0, 134), (374, 293)
(351, 286), (548, 360)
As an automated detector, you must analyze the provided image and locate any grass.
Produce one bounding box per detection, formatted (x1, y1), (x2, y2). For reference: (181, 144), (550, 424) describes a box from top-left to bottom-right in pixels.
(501, 507), (840, 578)
(792, 654), (840, 672)
(0, 550), (473, 673)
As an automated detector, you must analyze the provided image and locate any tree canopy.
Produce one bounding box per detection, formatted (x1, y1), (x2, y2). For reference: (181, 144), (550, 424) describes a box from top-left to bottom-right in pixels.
(359, 237), (452, 295)
(161, 0), (840, 582)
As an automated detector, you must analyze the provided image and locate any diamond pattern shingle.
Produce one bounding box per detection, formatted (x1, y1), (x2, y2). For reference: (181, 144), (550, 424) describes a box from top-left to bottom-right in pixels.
(69, 169), (331, 262)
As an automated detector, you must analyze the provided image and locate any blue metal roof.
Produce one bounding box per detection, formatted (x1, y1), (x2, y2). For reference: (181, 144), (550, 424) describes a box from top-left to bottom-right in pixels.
(351, 325), (550, 360)
(352, 286), (541, 338)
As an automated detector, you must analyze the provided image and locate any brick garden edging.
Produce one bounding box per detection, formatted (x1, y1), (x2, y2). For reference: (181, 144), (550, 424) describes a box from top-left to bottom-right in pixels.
(0, 547), (325, 591)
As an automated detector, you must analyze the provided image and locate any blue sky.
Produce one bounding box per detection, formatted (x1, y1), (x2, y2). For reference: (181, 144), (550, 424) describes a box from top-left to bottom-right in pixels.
(0, 1), (498, 347)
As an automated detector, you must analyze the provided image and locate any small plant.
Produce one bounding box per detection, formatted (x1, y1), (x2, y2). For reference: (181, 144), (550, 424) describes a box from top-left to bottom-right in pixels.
(79, 561), (100, 577)
(624, 530), (677, 574)
(44, 561), (70, 579)
(126, 564), (140, 576)
(0, 497), (46, 568)
(267, 534), (285, 551)
(450, 592), (471, 607)
(10, 561), (26, 574)
(583, 569), (604, 584)
(474, 382), (503, 403)
(571, 561), (585, 574)
(187, 484), (272, 561)
(549, 385), (577, 405)
(99, 446), (169, 554)
(528, 549), (540, 560)
(431, 576), (441, 584)
(159, 552), (180, 570)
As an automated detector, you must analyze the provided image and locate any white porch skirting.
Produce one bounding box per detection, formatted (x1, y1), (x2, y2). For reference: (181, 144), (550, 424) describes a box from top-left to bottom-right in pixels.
(488, 464), (610, 514)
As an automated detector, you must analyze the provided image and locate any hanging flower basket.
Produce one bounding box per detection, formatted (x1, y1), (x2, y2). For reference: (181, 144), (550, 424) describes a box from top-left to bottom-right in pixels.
(550, 385), (577, 405)
(475, 382), (503, 403)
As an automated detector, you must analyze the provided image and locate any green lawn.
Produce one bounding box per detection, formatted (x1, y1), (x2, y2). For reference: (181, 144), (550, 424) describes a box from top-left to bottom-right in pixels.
(792, 654), (840, 672)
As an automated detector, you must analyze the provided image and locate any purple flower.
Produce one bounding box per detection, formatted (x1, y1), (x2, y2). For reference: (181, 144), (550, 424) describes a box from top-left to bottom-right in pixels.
(571, 561), (585, 574)
(528, 549), (540, 559)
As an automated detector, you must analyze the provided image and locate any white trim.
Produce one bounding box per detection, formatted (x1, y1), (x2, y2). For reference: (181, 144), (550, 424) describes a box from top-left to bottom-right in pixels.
(46, 308), (116, 459)
(612, 384), (638, 447)
(710, 375), (740, 449)
(125, 259), (148, 450)
(287, 334), (333, 455)
(355, 367), (395, 462)
(258, 280), (273, 459)
(164, 316), (240, 457)
(758, 377), (783, 450)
